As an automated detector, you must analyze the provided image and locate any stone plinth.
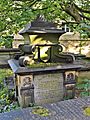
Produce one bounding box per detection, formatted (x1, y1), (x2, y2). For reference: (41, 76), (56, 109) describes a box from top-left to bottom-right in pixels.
(8, 59), (82, 107)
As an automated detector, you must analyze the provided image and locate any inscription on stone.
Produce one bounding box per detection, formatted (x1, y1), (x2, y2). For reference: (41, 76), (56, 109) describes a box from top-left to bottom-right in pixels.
(34, 73), (64, 104)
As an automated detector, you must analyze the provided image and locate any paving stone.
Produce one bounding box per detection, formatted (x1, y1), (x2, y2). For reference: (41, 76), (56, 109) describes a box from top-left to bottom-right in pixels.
(0, 97), (90, 120)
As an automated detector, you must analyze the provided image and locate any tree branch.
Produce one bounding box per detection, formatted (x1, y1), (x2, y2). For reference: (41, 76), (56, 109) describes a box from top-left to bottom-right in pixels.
(74, 3), (90, 14)
(13, 0), (38, 11)
(80, 14), (90, 21)
(31, 7), (48, 11)
(62, 3), (82, 22)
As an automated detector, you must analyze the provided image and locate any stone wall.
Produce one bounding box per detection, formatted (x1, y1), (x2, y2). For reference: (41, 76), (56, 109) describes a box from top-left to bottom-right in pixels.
(60, 32), (90, 57)
(78, 71), (90, 80)
(13, 34), (24, 48)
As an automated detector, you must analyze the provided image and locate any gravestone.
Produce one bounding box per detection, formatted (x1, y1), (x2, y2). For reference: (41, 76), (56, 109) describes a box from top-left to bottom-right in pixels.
(8, 15), (89, 107)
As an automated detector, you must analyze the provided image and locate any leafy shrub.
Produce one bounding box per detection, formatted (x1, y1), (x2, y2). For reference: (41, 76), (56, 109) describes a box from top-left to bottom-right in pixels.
(0, 69), (19, 113)
(0, 36), (13, 48)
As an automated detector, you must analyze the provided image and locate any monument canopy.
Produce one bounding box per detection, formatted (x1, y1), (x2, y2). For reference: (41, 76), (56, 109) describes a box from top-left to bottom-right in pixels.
(19, 15), (65, 35)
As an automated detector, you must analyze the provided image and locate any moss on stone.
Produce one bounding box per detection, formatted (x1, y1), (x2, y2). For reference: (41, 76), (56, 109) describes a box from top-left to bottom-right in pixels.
(27, 62), (61, 68)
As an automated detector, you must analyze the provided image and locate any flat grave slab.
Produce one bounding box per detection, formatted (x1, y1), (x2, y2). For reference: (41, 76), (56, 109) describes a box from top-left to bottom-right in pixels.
(0, 96), (90, 120)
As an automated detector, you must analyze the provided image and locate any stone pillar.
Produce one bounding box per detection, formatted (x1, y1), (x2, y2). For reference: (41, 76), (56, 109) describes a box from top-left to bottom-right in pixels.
(17, 75), (34, 107)
(63, 71), (77, 99)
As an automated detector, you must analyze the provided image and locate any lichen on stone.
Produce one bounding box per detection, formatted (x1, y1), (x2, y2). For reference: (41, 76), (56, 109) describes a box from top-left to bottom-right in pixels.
(32, 106), (50, 117)
(83, 106), (90, 116)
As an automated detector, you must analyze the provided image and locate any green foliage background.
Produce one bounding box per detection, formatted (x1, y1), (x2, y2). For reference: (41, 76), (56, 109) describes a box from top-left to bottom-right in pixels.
(0, 0), (90, 46)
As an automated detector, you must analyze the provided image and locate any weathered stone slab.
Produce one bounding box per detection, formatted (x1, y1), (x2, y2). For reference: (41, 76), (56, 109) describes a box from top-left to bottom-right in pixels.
(34, 73), (64, 105)
(0, 97), (90, 120)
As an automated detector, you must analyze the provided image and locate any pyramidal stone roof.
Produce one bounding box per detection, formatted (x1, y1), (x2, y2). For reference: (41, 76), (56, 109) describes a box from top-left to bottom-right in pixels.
(19, 15), (65, 35)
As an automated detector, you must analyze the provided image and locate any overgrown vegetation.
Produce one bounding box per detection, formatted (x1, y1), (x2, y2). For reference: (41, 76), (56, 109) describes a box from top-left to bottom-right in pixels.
(75, 78), (90, 97)
(0, 36), (13, 48)
(0, 69), (19, 113)
(1, 0), (90, 44)
(0, 0), (90, 48)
